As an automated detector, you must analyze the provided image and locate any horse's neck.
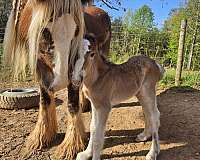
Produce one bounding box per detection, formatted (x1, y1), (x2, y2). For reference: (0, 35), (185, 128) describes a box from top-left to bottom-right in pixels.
(84, 56), (109, 87)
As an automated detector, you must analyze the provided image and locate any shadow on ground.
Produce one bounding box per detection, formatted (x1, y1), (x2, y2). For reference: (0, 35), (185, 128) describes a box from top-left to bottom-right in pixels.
(101, 86), (200, 160)
(1, 86), (200, 160)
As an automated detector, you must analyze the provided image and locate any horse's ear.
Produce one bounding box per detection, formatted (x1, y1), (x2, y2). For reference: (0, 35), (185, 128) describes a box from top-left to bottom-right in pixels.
(84, 33), (98, 47)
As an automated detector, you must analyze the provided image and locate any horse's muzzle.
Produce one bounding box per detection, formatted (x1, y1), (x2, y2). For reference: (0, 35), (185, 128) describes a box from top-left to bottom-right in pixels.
(71, 75), (83, 88)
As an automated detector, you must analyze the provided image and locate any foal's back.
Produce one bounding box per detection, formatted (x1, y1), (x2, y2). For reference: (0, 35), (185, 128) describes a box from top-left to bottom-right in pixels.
(100, 55), (163, 105)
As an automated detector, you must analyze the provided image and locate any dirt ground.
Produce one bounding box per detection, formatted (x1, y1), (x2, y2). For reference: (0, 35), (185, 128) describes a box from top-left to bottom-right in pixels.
(0, 86), (200, 160)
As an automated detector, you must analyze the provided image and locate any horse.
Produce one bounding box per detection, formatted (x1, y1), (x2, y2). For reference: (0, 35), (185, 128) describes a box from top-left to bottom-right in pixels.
(3, 0), (111, 159)
(72, 35), (165, 160)
(79, 5), (111, 112)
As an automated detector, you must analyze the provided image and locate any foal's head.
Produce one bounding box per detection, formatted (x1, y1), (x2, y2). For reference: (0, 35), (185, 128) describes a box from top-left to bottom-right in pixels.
(72, 34), (104, 86)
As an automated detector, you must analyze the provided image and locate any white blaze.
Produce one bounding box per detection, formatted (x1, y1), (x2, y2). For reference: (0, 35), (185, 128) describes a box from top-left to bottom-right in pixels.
(49, 14), (76, 91)
(72, 39), (90, 81)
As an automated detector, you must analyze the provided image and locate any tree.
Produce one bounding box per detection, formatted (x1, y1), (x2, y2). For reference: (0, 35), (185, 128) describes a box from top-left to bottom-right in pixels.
(163, 7), (187, 66)
(0, 0), (12, 28)
(131, 5), (155, 31)
(186, 0), (200, 70)
(163, 0), (200, 70)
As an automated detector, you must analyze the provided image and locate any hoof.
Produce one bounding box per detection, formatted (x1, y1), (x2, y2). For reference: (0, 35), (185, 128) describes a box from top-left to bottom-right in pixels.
(76, 151), (91, 160)
(136, 132), (151, 142)
(146, 153), (157, 160)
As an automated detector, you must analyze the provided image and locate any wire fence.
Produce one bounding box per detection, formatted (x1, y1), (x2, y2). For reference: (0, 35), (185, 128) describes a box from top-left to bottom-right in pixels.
(0, 26), (199, 88)
(0, 26), (169, 64)
(0, 26), (170, 82)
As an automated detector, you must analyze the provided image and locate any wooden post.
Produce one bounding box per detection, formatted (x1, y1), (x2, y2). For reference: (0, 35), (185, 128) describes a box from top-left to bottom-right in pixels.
(175, 19), (187, 86)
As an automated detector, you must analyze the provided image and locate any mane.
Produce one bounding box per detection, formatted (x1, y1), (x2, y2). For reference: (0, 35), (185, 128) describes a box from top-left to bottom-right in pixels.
(28, 0), (84, 76)
(100, 54), (115, 67)
(3, 0), (84, 80)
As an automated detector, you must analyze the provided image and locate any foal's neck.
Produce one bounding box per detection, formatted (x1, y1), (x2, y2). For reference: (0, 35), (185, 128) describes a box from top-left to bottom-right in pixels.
(84, 55), (110, 87)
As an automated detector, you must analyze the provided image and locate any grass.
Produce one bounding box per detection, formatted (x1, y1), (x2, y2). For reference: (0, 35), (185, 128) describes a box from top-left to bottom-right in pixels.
(109, 52), (131, 64)
(0, 47), (199, 90)
(109, 52), (200, 89)
(159, 68), (200, 89)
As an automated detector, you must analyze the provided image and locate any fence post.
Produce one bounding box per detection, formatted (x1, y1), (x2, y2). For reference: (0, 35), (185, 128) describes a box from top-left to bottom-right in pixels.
(175, 19), (187, 86)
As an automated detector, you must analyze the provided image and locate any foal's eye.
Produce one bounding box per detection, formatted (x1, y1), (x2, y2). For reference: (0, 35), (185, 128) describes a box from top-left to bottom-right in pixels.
(90, 53), (95, 58)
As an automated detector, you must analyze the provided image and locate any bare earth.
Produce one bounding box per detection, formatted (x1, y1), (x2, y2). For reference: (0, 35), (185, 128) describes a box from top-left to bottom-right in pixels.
(0, 86), (200, 160)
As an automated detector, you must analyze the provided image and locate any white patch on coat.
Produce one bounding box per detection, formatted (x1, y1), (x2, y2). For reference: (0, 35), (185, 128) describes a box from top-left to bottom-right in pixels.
(72, 39), (90, 82)
(49, 13), (76, 91)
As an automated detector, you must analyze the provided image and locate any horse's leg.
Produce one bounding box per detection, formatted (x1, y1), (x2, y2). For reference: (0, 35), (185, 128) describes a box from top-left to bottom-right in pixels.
(56, 83), (86, 159)
(92, 103), (111, 160)
(76, 101), (97, 160)
(24, 58), (57, 154)
(77, 102), (110, 160)
(137, 84), (160, 160)
(136, 95), (152, 142)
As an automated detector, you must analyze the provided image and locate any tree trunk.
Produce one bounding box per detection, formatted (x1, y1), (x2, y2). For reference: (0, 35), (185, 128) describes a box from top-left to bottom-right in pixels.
(136, 36), (141, 55)
(175, 19), (187, 86)
(187, 12), (199, 70)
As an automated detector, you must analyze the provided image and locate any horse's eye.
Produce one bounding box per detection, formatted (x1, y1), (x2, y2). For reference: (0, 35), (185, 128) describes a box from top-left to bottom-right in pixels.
(90, 53), (95, 58)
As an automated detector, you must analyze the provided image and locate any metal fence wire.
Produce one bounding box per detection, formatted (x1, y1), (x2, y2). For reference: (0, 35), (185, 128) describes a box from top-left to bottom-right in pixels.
(0, 26), (169, 82)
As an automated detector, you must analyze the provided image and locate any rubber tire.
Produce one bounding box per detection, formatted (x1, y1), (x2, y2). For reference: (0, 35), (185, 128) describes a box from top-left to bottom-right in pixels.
(0, 88), (40, 110)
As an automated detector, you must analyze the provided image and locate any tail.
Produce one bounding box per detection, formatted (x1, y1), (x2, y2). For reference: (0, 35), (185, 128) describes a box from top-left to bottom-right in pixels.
(3, 0), (26, 80)
(156, 62), (165, 80)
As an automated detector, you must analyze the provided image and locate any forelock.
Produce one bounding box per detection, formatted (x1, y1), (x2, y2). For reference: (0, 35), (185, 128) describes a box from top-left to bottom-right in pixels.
(83, 39), (91, 54)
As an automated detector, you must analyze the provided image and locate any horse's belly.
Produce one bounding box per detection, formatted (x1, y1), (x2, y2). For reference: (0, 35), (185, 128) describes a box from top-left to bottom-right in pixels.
(110, 89), (138, 106)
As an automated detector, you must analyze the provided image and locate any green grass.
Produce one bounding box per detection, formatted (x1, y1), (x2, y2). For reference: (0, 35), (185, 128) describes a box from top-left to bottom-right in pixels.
(109, 52), (131, 64)
(109, 52), (200, 89)
(159, 68), (200, 89)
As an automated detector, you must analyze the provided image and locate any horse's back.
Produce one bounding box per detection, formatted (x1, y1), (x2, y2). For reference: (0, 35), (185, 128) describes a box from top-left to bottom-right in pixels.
(128, 55), (163, 83)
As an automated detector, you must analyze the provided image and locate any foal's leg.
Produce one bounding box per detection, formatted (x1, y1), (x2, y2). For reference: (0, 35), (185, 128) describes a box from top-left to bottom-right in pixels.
(136, 96), (152, 142)
(92, 104), (111, 160)
(76, 102), (111, 160)
(76, 102), (97, 160)
(137, 85), (160, 160)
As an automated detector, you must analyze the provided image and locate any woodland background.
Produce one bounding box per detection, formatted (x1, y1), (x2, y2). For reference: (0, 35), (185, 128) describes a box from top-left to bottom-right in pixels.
(0, 0), (199, 88)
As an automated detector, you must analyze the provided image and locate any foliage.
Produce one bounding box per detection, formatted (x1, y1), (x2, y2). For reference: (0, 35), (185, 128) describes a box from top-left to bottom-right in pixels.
(0, 0), (12, 43)
(163, 0), (200, 70)
(0, 1), (12, 28)
(0, 0), (199, 87)
(159, 68), (200, 89)
(110, 5), (169, 63)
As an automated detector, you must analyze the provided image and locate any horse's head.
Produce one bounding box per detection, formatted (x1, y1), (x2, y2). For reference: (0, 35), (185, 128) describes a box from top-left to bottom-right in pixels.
(72, 34), (100, 86)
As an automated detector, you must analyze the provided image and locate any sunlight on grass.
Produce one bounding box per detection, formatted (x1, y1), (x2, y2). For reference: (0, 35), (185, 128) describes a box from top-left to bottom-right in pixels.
(159, 68), (200, 89)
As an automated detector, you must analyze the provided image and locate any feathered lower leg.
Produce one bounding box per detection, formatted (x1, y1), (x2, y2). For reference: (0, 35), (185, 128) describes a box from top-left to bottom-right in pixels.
(56, 83), (86, 160)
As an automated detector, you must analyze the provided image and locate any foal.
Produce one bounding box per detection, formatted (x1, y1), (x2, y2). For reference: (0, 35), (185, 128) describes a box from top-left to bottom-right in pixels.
(73, 36), (165, 160)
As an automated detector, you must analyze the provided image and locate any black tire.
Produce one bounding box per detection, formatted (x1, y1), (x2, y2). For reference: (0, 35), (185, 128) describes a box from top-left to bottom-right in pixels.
(0, 88), (40, 110)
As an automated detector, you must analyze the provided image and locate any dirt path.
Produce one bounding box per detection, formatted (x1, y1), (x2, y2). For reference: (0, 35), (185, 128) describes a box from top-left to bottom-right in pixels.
(0, 86), (200, 160)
